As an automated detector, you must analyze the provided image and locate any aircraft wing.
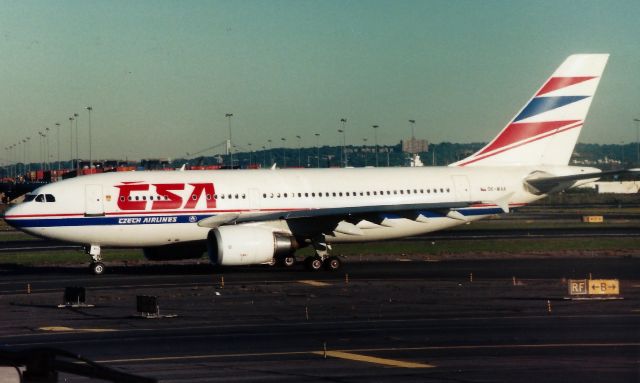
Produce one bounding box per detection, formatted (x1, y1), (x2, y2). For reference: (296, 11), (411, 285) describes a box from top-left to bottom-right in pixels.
(197, 200), (490, 229)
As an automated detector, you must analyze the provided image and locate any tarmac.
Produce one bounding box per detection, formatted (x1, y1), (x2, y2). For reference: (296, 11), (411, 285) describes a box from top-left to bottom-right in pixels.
(0, 257), (638, 382)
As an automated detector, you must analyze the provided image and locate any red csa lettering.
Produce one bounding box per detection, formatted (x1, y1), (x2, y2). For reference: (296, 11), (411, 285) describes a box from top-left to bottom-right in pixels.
(152, 184), (184, 209)
(116, 182), (149, 210)
(184, 183), (216, 209)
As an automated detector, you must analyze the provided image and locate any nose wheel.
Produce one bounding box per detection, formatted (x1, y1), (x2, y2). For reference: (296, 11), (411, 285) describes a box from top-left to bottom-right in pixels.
(85, 245), (105, 275)
(90, 262), (106, 275)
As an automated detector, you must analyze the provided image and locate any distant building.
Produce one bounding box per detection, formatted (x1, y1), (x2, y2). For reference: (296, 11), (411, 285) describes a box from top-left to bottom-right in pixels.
(579, 181), (640, 194)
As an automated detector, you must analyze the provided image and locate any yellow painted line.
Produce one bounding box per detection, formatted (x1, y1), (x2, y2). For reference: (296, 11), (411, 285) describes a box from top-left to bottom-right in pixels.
(95, 342), (640, 365)
(97, 351), (311, 364)
(39, 326), (117, 333)
(298, 280), (331, 287)
(312, 351), (434, 368)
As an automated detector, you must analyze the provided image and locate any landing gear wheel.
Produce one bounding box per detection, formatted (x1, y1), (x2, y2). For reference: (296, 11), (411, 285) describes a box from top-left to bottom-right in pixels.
(282, 255), (296, 267)
(90, 262), (105, 275)
(324, 256), (341, 271)
(304, 256), (324, 271)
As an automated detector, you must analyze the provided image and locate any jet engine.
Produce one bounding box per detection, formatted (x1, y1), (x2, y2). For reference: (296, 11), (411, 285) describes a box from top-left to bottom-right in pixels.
(142, 242), (207, 261)
(207, 226), (297, 266)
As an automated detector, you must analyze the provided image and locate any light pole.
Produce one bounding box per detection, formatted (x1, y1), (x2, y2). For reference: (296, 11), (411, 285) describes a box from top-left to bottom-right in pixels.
(69, 116), (74, 171)
(314, 133), (320, 168)
(363, 138), (368, 167)
(225, 113), (233, 168)
(25, 137), (30, 173)
(337, 129), (344, 167)
(22, 138), (27, 175)
(372, 125), (379, 166)
(45, 127), (50, 171)
(267, 139), (273, 165)
(86, 106), (93, 172)
(74, 113), (79, 175)
(3, 147), (7, 179)
(248, 143), (252, 167)
(281, 137), (286, 168)
(296, 135), (302, 167)
(340, 118), (347, 166)
(9, 144), (14, 178)
(261, 145), (266, 168)
(38, 132), (44, 171)
(55, 122), (61, 170)
(409, 119), (416, 162)
(634, 118), (640, 166)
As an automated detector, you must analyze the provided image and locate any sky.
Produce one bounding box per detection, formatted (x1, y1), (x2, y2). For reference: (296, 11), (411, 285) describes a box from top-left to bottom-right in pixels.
(1, 0), (640, 163)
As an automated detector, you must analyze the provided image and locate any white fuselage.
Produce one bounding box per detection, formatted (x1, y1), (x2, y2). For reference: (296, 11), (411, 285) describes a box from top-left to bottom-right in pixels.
(4, 166), (547, 248)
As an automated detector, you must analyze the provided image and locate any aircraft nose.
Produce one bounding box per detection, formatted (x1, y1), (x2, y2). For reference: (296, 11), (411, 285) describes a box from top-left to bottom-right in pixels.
(3, 204), (25, 229)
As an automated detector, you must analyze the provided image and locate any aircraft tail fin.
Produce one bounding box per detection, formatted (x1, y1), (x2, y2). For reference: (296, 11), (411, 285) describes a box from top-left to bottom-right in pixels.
(451, 54), (609, 167)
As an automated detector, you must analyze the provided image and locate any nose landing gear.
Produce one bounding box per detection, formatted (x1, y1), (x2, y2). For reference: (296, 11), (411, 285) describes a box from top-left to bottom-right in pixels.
(84, 245), (105, 275)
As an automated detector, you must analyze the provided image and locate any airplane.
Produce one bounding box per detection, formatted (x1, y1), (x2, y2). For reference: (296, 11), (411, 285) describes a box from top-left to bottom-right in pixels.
(3, 54), (620, 275)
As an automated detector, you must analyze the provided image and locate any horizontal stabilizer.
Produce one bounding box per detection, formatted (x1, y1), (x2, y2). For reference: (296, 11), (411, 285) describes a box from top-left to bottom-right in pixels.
(524, 168), (640, 194)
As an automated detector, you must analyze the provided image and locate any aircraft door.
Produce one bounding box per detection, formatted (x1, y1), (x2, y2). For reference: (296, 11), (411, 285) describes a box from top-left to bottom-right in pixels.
(85, 184), (105, 217)
(452, 175), (471, 201)
(248, 188), (260, 211)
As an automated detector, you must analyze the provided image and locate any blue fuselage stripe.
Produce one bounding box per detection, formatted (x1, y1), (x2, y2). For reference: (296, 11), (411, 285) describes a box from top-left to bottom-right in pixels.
(7, 214), (212, 228)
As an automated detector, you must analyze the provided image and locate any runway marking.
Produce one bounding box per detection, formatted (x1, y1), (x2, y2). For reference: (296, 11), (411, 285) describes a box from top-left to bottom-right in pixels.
(39, 326), (117, 333)
(93, 342), (640, 365)
(298, 280), (331, 287)
(311, 350), (434, 368)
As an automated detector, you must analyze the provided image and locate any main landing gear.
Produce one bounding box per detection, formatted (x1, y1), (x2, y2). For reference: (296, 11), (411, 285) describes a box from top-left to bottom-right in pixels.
(304, 236), (342, 272)
(84, 245), (105, 275)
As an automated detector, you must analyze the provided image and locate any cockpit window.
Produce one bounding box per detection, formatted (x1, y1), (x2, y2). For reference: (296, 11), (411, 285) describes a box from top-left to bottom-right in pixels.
(35, 194), (45, 202)
(24, 194), (36, 202)
(45, 194), (56, 202)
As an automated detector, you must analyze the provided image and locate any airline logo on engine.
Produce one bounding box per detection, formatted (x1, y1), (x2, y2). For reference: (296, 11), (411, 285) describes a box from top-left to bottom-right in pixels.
(116, 182), (216, 210)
